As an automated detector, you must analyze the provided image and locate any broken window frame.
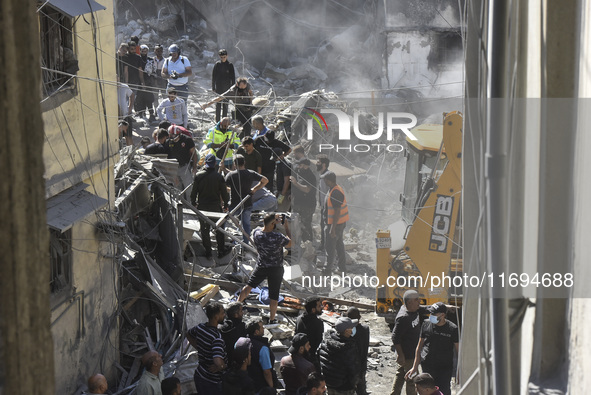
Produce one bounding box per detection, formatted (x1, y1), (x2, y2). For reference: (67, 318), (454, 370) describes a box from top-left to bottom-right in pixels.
(39, 4), (77, 98)
(50, 228), (72, 295)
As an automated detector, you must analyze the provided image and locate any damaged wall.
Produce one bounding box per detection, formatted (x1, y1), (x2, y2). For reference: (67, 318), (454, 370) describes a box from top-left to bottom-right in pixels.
(40, 1), (120, 393)
(384, 0), (464, 97)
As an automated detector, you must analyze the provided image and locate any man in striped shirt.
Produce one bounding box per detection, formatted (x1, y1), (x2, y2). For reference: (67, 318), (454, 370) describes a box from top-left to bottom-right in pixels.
(187, 301), (228, 393)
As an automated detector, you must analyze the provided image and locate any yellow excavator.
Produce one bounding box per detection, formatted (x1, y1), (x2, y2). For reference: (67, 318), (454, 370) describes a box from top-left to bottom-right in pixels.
(376, 111), (463, 315)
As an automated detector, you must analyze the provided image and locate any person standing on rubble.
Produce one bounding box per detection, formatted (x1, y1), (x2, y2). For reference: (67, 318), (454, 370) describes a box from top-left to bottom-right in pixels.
(137, 44), (157, 122)
(253, 123), (291, 194)
(212, 49), (236, 122)
(225, 155), (268, 243)
(322, 171), (349, 274)
(404, 302), (459, 395)
(203, 76), (253, 138)
(346, 307), (370, 395)
(245, 318), (278, 391)
(145, 128), (169, 155)
(290, 158), (317, 242)
(316, 155), (331, 253)
(166, 124), (197, 199)
(190, 153), (230, 259)
(295, 297), (324, 368)
(136, 351), (164, 395)
(187, 301), (228, 394)
(220, 301), (248, 362)
(236, 136), (263, 174)
(237, 213), (292, 323)
(222, 337), (256, 395)
(152, 45), (167, 100)
(156, 87), (188, 128)
(204, 117), (241, 171)
(280, 333), (317, 395)
(318, 317), (360, 395)
(123, 41), (145, 103)
(161, 43), (192, 103)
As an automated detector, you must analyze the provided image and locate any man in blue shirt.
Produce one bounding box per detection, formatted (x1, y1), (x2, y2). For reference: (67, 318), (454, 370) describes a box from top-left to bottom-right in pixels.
(238, 213), (292, 323)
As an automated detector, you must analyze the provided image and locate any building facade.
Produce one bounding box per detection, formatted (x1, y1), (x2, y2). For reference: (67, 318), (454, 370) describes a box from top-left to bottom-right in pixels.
(38, 1), (120, 393)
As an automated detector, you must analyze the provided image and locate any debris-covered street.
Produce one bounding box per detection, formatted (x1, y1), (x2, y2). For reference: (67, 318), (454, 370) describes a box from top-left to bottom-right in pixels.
(9, 0), (591, 394)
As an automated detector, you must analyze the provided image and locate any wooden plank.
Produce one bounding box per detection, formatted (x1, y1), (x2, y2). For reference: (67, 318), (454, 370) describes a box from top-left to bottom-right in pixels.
(199, 285), (220, 307)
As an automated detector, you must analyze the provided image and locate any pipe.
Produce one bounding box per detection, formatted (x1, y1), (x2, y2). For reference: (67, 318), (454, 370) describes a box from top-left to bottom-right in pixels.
(50, 291), (85, 337)
(485, 0), (511, 394)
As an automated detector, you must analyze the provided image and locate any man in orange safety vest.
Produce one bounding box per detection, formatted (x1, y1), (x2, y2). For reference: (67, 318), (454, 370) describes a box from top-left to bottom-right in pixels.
(321, 171), (349, 274)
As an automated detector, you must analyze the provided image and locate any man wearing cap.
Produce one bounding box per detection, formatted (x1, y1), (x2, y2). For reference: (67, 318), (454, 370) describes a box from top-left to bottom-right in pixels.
(238, 213), (291, 324)
(225, 155), (268, 242)
(166, 124), (197, 198)
(204, 117), (241, 171)
(346, 307), (370, 395)
(161, 43), (192, 102)
(280, 333), (317, 395)
(156, 87), (188, 128)
(390, 290), (431, 395)
(322, 172), (349, 274)
(318, 317), (360, 395)
(187, 301), (228, 393)
(190, 153), (229, 259)
(212, 49), (236, 122)
(290, 158), (317, 242)
(222, 337), (256, 395)
(405, 302), (459, 395)
(412, 373), (444, 395)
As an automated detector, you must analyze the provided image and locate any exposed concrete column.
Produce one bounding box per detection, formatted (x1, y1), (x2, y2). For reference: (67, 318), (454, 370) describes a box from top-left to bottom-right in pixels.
(0, 1), (55, 394)
(531, 0), (580, 389)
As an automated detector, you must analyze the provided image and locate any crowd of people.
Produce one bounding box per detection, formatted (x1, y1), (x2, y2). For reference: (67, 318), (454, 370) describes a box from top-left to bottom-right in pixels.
(108, 39), (460, 395)
(84, 294), (457, 395)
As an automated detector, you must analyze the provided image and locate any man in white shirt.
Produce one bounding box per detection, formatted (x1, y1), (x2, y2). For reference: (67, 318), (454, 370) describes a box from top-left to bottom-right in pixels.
(156, 87), (188, 128)
(161, 43), (192, 103)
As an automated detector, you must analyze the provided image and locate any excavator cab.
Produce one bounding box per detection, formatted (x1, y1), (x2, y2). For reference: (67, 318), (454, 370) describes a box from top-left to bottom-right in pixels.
(400, 124), (448, 226)
(376, 112), (463, 316)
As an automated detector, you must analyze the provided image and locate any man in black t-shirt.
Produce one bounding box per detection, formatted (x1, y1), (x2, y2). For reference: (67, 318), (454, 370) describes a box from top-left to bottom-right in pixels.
(145, 128), (169, 155)
(166, 125), (197, 198)
(290, 158), (317, 242)
(254, 130), (291, 193)
(225, 155), (268, 242)
(405, 302), (459, 395)
(212, 49), (236, 122)
(390, 290), (430, 395)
